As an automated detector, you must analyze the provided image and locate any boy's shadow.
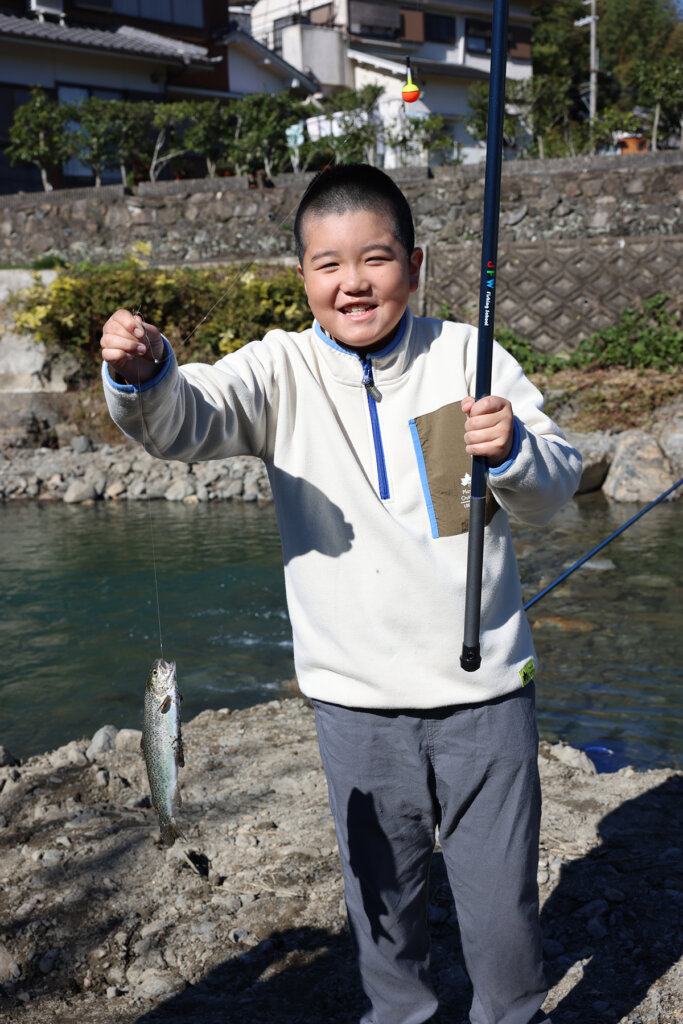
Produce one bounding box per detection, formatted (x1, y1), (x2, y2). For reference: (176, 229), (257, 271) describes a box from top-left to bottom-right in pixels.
(430, 776), (683, 1023)
(539, 774), (682, 1023)
(132, 777), (681, 1023)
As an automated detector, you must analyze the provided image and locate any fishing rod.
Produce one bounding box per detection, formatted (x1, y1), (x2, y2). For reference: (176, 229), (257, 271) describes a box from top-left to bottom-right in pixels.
(523, 475), (683, 611)
(460, 0), (510, 673)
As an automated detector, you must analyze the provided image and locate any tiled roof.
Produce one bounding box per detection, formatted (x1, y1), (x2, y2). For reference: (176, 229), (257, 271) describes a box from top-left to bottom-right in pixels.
(0, 13), (217, 67)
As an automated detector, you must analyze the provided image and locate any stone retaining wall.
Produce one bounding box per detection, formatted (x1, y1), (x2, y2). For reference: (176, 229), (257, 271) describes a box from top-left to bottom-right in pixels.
(2, 402), (681, 504)
(2, 152), (682, 351)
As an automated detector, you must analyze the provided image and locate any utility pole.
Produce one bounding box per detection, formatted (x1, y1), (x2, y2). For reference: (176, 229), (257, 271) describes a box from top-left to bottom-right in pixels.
(574, 0), (599, 153)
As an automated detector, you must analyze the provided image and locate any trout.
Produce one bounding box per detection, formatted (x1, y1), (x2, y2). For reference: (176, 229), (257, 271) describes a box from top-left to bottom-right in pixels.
(142, 658), (185, 846)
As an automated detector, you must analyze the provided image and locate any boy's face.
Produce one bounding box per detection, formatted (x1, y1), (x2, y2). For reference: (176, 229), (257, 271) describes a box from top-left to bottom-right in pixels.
(297, 208), (423, 352)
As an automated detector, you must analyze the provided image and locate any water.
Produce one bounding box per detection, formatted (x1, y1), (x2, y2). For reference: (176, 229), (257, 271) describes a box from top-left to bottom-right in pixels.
(0, 494), (680, 771)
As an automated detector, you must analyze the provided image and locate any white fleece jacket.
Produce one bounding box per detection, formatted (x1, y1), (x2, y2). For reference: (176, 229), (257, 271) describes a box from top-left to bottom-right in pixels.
(103, 309), (581, 710)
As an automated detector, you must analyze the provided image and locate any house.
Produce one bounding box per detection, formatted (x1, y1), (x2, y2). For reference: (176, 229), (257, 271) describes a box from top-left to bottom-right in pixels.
(0, 0), (317, 193)
(250, 0), (534, 164)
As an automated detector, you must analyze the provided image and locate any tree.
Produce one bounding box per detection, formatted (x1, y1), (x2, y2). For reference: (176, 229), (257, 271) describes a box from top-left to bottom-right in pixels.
(6, 87), (77, 190)
(383, 110), (454, 167)
(183, 100), (234, 178)
(70, 96), (120, 186)
(629, 57), (683, 150)
(597, 0), (681, 84)
(148, 103), (191, 182)
(466, 79), (533, 155)
(106, 100), (156, 186)
(307, 85), (384, 166)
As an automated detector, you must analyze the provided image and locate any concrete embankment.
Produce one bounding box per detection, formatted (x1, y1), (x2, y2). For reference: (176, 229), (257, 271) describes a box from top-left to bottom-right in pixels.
(0, 698), (681, 1024)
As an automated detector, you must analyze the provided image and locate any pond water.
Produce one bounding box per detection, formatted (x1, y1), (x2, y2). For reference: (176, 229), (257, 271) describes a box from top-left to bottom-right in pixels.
(0, 493), (680, 771)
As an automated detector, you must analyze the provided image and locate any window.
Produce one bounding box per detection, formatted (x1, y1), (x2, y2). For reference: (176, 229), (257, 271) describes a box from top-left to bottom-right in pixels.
(467, 20), (531, 58)
(349, 1), (402, 39)
(112, 0), (204, 27)
(424, 12), (455, 45)
(465, 19), (492, 54)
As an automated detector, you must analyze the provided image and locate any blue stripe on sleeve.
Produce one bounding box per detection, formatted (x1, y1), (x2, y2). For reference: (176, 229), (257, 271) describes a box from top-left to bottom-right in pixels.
(488, 418), (521, 477)
(409, 418), (439, 539)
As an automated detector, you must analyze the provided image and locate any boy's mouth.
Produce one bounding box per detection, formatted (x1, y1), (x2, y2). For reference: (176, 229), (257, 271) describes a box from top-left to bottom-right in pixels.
(340, 303), (377, 317)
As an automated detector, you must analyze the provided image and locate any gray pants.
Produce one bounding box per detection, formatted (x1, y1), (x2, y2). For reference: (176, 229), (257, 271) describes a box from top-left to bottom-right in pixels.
(313, 685), (550, 1024)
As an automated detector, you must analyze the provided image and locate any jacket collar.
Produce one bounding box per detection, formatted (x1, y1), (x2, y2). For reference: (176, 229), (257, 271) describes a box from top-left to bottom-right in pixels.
(313, 309), (415, 385)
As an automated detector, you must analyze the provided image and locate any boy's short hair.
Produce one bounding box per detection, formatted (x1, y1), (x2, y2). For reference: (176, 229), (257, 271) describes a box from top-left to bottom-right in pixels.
(294, 164), (415, 263)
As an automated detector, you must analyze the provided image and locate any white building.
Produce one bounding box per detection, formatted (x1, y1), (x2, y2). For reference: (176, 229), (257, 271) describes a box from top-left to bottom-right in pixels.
(250, 0), (534, 164)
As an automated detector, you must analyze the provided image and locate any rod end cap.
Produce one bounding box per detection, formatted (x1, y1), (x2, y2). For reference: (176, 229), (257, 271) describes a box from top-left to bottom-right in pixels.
(460, 644), (481, 672)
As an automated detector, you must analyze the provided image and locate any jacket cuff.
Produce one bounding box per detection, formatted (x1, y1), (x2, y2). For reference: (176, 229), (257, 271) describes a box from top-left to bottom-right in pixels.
(488, 418), (521, 477)
(103, 336), (173, 392)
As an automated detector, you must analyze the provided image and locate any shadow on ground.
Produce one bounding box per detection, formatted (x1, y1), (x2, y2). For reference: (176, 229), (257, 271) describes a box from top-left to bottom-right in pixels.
(134, 776), (682, 1024)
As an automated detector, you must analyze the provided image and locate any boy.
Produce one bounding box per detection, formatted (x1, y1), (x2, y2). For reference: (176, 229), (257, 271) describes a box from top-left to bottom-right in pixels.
(101, 164), (581, 1024)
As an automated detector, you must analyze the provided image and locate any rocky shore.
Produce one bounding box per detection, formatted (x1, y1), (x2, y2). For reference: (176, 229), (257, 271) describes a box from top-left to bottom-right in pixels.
(0, 399), (682, 506)
(0, 699), (680, 1024)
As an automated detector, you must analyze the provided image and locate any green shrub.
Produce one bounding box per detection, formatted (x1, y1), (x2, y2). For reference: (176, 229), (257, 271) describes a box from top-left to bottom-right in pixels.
(12, 249), (310, 378)
(495, 328), (566, 375)
(570, 294), (683, 370)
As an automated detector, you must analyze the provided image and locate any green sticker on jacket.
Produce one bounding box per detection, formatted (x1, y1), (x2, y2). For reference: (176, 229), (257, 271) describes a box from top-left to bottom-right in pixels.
(519, 659), (536, 686)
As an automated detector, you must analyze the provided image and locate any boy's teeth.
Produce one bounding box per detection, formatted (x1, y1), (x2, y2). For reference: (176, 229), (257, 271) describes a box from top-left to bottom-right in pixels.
(346, 306), (369, 313)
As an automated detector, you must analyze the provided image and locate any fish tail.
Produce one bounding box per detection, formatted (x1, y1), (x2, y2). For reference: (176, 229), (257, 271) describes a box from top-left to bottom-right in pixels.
(160, 818), (186, 847)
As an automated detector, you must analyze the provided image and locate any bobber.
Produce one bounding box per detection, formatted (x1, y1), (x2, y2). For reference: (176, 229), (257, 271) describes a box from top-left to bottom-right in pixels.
(402, 61), (420, 103)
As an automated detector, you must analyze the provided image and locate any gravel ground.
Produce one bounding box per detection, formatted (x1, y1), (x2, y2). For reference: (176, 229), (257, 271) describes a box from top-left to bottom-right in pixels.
(0, 698), (680, 1024)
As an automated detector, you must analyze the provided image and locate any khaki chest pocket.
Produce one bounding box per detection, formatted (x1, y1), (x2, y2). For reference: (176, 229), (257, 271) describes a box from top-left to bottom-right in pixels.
(409, 402), (498, 538)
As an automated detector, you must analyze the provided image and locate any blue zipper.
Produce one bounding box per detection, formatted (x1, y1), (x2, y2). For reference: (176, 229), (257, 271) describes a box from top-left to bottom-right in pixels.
(361, 357), (390, 500)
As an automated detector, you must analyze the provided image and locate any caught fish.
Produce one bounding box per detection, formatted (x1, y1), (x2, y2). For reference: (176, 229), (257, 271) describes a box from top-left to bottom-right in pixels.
(142, 658), (185, 846)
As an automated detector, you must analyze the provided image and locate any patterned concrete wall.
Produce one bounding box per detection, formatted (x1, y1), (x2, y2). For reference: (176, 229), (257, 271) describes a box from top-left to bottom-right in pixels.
(426, 233), (683, 351)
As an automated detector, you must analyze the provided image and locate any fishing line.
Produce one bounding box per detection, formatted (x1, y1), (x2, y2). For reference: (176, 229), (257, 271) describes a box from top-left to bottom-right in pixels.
(133, 310), (165, 660)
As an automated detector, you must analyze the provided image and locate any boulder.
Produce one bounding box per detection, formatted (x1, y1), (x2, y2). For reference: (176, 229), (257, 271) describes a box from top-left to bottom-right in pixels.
(86, 724), (119, 761)
(602, 429), (677, 503)
(565, 430), (615, 493)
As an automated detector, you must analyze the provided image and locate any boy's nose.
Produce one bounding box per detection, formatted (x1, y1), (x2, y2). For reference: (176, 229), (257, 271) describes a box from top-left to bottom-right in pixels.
(341, 264), (370, 294)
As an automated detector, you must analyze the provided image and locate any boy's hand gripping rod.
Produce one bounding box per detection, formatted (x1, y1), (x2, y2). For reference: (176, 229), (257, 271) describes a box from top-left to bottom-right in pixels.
(460, 0), (510, 673)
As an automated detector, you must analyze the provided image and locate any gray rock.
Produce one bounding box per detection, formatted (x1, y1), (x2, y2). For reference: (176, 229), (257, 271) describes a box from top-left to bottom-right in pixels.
(164, 478), (195, 501)
(63, 479), (97, 504)
(115, 728), (143, 753)
(565, 430), (615, 493)
(602, 429), (676, 502)
(86, 724), (119, 761)
(37, 949), (59, 974)
(0, 745), (19, 767)
(0, 943), (21, 983)
(70, 435), (92, 454)
(542, 938), (565, 959)
(134, 968), (184, 998)
(549, 743), (597, 775)
(586, 916), (608, 939)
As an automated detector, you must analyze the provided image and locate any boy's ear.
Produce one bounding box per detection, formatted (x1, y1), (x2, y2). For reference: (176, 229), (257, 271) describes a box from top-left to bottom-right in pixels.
(297, 264), (304, 281)
(409, 247), (424, 292)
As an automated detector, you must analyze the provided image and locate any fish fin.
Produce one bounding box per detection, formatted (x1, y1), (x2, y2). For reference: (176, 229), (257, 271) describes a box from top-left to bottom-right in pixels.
(159, 696), (171, 714)
(160, 819), (186, 847)
(175, 734), (185, 769)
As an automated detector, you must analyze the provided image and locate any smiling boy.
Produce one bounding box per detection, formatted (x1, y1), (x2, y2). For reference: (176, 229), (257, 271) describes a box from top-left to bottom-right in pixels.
(101, 164), (581, 1024)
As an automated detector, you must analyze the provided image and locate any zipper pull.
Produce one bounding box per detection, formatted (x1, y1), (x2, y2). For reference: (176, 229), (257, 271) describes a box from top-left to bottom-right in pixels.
(362, 360), (382, 402)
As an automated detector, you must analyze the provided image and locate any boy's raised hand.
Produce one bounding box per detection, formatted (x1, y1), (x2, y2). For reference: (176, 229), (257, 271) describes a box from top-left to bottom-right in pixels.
(100, 309), (165, 384)
(462, 395), (514, 468)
